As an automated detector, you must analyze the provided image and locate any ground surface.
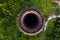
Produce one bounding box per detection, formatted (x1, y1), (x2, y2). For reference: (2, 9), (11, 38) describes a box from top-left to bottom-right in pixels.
(0, 0), (60, 40)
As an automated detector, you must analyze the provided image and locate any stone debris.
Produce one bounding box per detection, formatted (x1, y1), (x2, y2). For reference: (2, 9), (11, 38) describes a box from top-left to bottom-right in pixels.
(55, 0), (60, 6)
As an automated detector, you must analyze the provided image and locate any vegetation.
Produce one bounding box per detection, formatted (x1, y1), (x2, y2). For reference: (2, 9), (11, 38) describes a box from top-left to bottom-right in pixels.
(46, 18), (60, 40)
(0, 0), (59, 40)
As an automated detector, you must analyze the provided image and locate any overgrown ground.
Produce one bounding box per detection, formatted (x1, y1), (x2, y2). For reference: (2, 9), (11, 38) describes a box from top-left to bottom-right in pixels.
(46, 18), (60, 40)
(0, 0), (60, 40)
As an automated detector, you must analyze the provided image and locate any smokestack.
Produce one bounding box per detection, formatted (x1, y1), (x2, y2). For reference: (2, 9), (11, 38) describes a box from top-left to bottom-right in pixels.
(18, 8), (44, 35)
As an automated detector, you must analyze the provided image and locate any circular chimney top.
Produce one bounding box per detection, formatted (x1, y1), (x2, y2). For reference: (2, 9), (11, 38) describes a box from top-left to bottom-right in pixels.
(18, 8), (44, 35)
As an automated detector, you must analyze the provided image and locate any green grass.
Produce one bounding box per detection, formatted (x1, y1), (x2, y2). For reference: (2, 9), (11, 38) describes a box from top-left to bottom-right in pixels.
(0, 0), (59, 40)
(46, 18), (60, 40)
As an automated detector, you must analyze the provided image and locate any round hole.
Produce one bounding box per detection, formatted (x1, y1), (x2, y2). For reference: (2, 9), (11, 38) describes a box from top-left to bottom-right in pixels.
(23, 13), (39, 29)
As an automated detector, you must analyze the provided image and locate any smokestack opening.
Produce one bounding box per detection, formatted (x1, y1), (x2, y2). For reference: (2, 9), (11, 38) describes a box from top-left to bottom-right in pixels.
(23, 13), (39, 29)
